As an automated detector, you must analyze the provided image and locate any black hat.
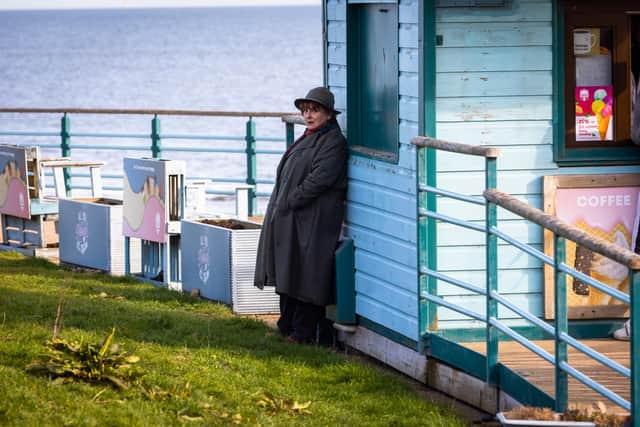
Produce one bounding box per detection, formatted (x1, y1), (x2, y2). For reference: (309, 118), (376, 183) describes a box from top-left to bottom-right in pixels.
(294, 87), (341, 115)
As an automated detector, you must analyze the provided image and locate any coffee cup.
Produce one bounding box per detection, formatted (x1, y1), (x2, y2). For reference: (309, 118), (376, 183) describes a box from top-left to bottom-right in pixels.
(574, 29), (597, 55)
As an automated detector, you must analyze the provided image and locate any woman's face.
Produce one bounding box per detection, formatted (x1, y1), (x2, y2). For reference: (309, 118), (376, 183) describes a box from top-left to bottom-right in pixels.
(301, 102), (332, 132)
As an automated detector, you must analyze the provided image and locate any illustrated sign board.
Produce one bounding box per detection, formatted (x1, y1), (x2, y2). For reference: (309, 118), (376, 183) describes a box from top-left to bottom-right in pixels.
(575, 85), (613, 142)
(544, 174), (640, 319)
(122, 158), (167, 243)
(0, 145), (30, 219)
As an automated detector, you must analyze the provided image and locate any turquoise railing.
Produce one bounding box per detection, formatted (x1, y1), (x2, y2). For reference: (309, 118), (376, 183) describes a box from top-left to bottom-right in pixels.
(413, 136), (640, 421)
(0, 108), (304, 216)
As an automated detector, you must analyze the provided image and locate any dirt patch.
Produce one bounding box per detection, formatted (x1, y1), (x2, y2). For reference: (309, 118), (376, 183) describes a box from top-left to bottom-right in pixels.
(198, 219), (260, 230)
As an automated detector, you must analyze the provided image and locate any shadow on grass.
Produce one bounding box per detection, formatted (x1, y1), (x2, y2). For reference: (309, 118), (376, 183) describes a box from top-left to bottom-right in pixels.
(0, 254), (341, 368)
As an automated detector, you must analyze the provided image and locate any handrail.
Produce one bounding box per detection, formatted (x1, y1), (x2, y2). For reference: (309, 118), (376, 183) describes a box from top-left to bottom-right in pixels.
(0, 108), (307, 215)
(484, 189), (640, 269)
(414, 134), (639, 417)
(0, 107), (299, 118)
(411, 136), (501, 158)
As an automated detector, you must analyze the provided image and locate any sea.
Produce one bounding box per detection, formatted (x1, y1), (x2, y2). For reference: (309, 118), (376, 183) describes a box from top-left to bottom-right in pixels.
(0, 6), (322, 214)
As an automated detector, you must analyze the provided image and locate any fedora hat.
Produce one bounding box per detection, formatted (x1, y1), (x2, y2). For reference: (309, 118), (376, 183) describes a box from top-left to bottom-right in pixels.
(294, 87), (341, 115)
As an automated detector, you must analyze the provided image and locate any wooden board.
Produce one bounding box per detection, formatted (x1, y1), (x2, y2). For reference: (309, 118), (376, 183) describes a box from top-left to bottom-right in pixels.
(543, 174), (640, 319)
(463, 339), (630, 414)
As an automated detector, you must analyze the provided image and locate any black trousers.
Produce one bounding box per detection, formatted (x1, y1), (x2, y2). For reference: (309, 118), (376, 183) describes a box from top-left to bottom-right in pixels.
(277, 294), (327, 343)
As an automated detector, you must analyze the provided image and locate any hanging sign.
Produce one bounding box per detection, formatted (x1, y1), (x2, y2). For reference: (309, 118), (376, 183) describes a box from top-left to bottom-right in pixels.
(575, 85), (613, 141)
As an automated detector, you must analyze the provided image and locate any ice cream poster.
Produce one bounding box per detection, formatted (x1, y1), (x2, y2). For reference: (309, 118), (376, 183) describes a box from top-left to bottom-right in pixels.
(0, 145), (30, 219)
(554, 187), (639, 314)
(122, 158), (166, 243)
(575, 86), (613, 141)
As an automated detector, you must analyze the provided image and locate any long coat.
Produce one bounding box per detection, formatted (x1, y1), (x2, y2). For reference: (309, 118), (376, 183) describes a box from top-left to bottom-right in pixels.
(254, 122), (348, 306)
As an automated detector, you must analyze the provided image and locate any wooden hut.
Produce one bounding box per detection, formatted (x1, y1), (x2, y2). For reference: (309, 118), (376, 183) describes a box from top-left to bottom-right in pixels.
(324, 0), (640, 416)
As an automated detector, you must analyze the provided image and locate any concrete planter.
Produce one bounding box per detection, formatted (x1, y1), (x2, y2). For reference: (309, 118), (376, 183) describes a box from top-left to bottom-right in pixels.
(59, 198), (139, 275)
(181, 218), (279, 314)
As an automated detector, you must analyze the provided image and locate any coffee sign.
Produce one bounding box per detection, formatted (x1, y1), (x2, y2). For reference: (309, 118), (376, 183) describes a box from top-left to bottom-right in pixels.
(573, 28), (600, 56)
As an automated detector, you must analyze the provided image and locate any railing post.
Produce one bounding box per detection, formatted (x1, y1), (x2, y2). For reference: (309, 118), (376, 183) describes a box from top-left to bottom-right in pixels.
(631, 269), (640, 425)
(245, 118), (257, 217)
(485, 156), (499, 388)
(151, 115), (162, 158)
(553, 234), (568, 413)
(60, 113), (72, 196)
(285, 122), (295, 149)
(426, 146), (438, 332)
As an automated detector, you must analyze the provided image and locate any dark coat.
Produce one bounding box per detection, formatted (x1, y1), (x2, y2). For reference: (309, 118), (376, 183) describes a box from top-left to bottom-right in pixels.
(254, 122), (348, 306)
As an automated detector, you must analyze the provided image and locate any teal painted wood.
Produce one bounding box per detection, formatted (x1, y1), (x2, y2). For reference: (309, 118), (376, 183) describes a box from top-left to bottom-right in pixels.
(436, 2), (552, 23)
(327, 44), (347, 66)
(436, 195), (541, 221)
(436, 293), (544, 321)
(554, 235), (568, 412)
(245, 119), (256, 217)
(348, 160), (415, 193)
(436, 22), (552, 47)
(285, 122), (294, 148)
(438, 244), (544, 270)
(436, 121), (553, 146)
(348, 181), (417, 217)
(151, 115), (161, 158)
(632, 270), (640, 426)
(60, 114), (72, 196)
(436, 268), (544, 295)
(345, 203), (417, 243)
(438, 220), (543, 246)
(436, 146), (554, 172)
(345, 224), (417, 267)
(436, 96), (552, 122)
(399, 72), (419, 96)
(437, 46), (552, 73)
(356, 272), (417, 317)
(437, 71), (552, 97)
(357, 293), (419, 341)
(423, 0), (438, 335)
(399, 23), (419, 49)
(356, 249), (418, 291)
(327, 21), (346, 42)
(399, 48), (419, 73)
(326, 0), (346, 21)
(486, 157), (499, 387)
(334, 238), (356, 324)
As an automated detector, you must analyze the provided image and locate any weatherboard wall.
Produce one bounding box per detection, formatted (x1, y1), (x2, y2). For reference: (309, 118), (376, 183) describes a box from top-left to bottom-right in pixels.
(433, 0), (638, 330)
(326, 0), (421, 342)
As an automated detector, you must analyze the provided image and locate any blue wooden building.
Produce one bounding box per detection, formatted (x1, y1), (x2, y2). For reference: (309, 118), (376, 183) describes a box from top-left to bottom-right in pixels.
(324, 0), (640, 417)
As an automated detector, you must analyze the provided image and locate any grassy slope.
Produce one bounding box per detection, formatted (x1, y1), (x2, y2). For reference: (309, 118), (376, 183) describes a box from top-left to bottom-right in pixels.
(0, 252), (466, 426)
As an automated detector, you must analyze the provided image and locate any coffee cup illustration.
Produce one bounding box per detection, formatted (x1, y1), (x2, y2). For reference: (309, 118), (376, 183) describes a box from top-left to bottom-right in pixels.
(573, 28), (598, 56)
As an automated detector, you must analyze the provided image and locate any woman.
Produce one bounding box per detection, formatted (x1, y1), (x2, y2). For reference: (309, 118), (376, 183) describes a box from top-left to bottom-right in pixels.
(254, 87), (348, 344)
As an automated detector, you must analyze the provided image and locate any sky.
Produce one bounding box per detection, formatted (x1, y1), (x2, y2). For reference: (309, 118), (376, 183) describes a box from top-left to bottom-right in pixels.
(0, 0), (319, 10)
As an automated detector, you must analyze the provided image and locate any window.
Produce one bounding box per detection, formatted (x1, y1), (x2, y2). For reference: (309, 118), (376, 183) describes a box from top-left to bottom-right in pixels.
(556, 0), (640, 165)
(347, 2), (399, 163)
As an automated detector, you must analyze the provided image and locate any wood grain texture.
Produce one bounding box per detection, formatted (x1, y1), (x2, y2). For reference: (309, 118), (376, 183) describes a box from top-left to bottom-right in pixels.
(462, 339), (631, 413)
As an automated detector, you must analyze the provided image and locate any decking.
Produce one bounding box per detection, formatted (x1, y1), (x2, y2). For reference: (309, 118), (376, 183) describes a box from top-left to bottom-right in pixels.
(462, 339), (631, 414)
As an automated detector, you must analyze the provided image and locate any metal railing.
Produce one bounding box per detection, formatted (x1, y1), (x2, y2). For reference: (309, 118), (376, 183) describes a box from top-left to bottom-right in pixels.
(0, 108), (305, 216)
(413, 136), (640, 420)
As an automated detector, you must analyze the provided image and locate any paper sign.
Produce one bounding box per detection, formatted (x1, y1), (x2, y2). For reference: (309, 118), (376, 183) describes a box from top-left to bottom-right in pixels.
(575, 85), (613, 141)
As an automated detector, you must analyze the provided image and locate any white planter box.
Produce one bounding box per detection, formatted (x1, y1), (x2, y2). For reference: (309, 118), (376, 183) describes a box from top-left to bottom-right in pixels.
(181, 218), (279, 314)
(59, 198), (140, 275)
(496, 412), (595, 427)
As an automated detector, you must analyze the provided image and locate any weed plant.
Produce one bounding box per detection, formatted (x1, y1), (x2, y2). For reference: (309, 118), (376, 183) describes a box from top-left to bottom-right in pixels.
(0, 252), (467, 426)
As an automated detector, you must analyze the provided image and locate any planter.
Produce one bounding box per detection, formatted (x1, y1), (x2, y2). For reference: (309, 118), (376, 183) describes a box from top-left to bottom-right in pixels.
(496, 412), (596, 427)
(181, 218), (279, 314)
(59, 198), (140, 275)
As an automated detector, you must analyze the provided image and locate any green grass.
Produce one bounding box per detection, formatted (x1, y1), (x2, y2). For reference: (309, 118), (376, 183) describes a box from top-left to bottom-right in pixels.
(0, 251), (467, 426)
